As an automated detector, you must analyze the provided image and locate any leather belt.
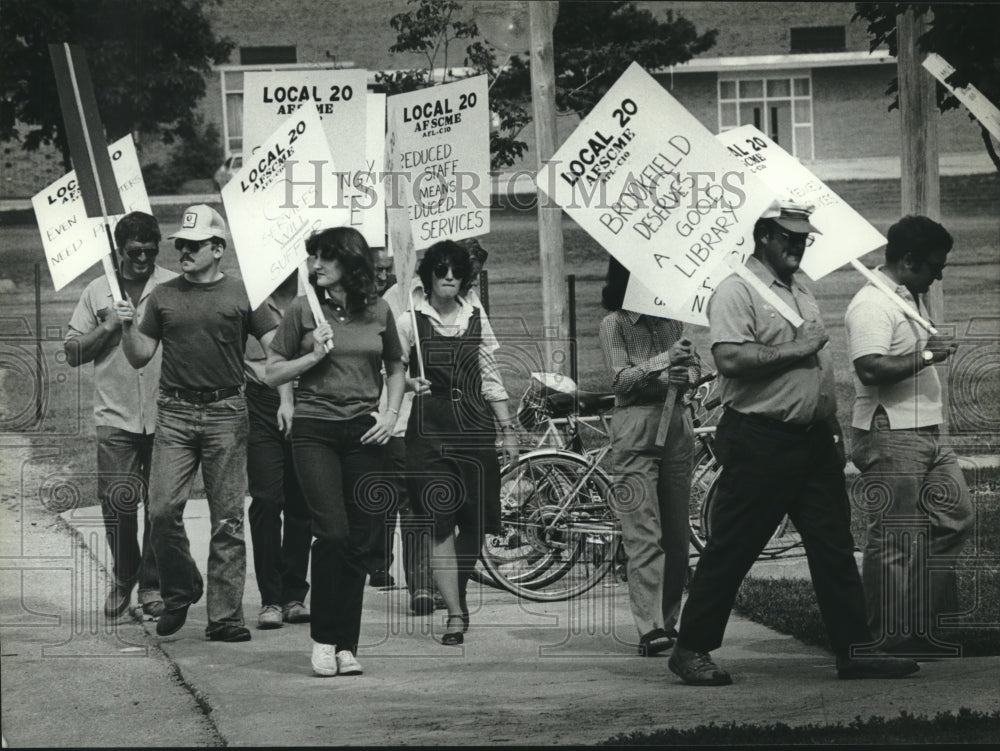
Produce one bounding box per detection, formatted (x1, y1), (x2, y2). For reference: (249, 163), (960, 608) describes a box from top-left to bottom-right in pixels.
(161, 384), (243, 404)
(726, 408), (820, 434)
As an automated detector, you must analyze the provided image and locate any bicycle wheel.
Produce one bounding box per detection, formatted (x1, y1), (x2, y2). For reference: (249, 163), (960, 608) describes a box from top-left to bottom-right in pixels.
(481, 451), (621, 602)
(689, 445), (720, 552)
(698, 459), (796, 552)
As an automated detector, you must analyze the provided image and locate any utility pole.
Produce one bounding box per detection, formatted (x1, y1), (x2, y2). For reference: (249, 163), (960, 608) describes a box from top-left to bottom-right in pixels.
(897, 7), (947, 422)
(897, 8), (942, 316)
(528, 1), (568, 373)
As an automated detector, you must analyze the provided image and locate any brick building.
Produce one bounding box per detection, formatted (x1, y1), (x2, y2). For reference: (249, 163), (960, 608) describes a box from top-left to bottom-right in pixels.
(1, 1), (988, 198)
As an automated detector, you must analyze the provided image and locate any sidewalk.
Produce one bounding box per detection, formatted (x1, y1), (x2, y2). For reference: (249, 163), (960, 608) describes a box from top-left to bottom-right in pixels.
(54, 498), (1000, 746)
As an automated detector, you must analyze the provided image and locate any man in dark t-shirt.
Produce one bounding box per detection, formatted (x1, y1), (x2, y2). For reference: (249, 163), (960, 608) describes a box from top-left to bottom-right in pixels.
(117, 204), (278, 643)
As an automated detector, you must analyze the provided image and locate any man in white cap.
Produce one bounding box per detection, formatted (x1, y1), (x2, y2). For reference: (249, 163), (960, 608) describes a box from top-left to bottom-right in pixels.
(668, 202), (919, 685)
(116, 204), (279, 642)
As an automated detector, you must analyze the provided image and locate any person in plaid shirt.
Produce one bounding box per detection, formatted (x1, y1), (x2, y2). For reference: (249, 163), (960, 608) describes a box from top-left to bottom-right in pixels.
(599, 256), (697, 658)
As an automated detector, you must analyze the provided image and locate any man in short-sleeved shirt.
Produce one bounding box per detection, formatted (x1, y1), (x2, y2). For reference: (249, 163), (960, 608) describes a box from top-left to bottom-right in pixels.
(65, 211), (177, 620)
(845, 215), (972, 655)
(669, 202), (918, 686)
(118, 204), (279, 643)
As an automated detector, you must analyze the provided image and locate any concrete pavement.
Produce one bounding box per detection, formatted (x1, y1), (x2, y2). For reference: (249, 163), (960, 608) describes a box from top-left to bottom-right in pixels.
(38, 497), (1000, 746)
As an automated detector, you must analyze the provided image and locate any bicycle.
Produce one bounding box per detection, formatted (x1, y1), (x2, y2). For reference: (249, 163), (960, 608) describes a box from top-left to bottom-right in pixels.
(477, 371), (723, 602)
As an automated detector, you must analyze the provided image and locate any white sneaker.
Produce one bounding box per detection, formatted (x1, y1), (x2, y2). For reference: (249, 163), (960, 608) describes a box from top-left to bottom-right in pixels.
(335, 649), (363, 676)
(311, 642), (338, 676)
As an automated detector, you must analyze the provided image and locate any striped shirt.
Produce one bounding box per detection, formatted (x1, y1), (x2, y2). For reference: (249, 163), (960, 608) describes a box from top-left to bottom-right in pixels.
(599, 310), (686, 407)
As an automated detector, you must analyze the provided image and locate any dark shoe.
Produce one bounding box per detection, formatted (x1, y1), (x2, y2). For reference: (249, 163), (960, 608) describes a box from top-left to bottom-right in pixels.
(141, 600), (165, 619)
(207, 624), (252, 643)
(638, 628), (677, 657)
(668, 646), (732, 686)
(410, 590), (435, 616)
(256, 605), (284, 630)
(440, 615), (465, 646)
(156, 604), (190, 637)
(282, 600), (310, 624)
(836, 654), (920, 679)
(369, 570), (395, 588)
(103, 581), (135, 618)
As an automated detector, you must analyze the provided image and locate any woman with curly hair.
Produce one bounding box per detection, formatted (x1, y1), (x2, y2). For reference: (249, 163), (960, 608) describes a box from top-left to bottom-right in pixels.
(397, 239), (519, 645)
(266, 226), (405, 676)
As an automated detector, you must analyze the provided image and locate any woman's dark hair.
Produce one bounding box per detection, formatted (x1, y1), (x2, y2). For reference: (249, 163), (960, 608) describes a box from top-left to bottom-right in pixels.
(885, 215), (953, 265)
(305, 226), (376, 313)
(601, 256), (630, 311)
(417, 240), (472, 295)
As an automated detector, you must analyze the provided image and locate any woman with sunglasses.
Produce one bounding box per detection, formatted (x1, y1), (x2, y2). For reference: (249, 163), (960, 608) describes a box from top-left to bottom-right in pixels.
(265, 227), (405, 677)
(397, 240), (519, 645)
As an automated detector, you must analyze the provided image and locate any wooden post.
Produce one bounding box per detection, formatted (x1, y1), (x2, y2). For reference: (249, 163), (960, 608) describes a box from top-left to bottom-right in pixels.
(897, 8), (947, 421)
(34, 263), (43, 427)
(528, 1), (567, 373)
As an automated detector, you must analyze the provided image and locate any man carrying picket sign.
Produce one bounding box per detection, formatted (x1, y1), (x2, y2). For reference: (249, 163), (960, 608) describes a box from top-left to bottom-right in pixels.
(669, 201), (919, 685)
(65, 211), (178, 620)
(845, 215), (972, 655)
(117, 204), (279, 642)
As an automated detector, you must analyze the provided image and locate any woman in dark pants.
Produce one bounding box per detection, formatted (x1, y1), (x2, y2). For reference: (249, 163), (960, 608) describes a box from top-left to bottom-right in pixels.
(397, 240), (519, 644)
(266, 227), (405, 676)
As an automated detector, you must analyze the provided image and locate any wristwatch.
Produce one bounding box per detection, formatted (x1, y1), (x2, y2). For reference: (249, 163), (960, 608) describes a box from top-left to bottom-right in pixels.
(921, 349), (935, 366)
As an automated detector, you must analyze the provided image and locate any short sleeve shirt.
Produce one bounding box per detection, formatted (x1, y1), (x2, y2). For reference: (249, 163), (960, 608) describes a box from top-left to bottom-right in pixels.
(138, 274), (278, 391)
(270, 295), (402, 421)
(66, 265), (177, 431)
(844, 267), (941, 429)
(708, 256), (836, 425)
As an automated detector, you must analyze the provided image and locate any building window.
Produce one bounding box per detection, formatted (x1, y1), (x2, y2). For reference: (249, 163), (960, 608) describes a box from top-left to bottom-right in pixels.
(239, 46), (297, 65)
(790, 26), (846, 53)
(718, 74), (814, 160)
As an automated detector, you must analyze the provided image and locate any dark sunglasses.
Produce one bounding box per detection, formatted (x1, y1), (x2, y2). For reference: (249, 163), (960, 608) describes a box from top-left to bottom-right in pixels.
(433, 263), (467, 279)
(123, 245), (159, 261)
(777, 228), (815, 247)
(175, 239), (212, 253)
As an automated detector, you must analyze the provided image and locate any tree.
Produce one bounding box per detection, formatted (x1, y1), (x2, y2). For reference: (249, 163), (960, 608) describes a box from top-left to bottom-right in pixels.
(853, 2), (1000, 171)
(0, 0), (233, 171)
(378, 0), (716, 169)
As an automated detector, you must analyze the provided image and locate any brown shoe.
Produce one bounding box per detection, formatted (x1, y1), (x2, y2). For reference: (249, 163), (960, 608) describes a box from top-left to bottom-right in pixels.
(668, 646), (732, 686)
(836, 654), (920, 679)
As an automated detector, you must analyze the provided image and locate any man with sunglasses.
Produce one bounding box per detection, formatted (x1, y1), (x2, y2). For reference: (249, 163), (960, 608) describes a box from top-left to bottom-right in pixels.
(65, 211), (177, 620)
(845, 215), (971, 657)
(669, 201), (918, 685)
(116, 204), (279, 643)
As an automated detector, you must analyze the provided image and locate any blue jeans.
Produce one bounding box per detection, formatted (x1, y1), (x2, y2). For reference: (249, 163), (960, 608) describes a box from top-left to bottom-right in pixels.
(96, 426), (159, 604)
(148, 393), (249, 633)
(852, 410), (974, 647)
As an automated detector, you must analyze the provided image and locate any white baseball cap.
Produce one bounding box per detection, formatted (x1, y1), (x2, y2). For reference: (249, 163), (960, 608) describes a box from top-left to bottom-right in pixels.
(169, 204), (227, 242)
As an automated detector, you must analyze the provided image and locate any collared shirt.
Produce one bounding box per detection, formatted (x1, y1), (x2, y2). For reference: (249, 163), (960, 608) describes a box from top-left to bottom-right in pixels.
(599, 310), (685, 407)
(395, 293), (508, 406)
(65, 264), (178, 432)
(845, 266), (941, 429)
(244, 297), (284, 387)
(709, 255), (836, 425)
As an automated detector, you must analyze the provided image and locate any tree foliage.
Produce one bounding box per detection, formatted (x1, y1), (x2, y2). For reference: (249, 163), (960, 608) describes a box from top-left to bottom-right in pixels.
(378, 0), (716, 170)
(853, 2), (1000, 170)
(0, 0), (233, 169)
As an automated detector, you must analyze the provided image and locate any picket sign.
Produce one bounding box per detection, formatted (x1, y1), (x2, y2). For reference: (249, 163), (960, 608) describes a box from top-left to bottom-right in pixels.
(386, 75), (491, 249)
(48, 44), (126, 301)
(923, 53), (1000, 142)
